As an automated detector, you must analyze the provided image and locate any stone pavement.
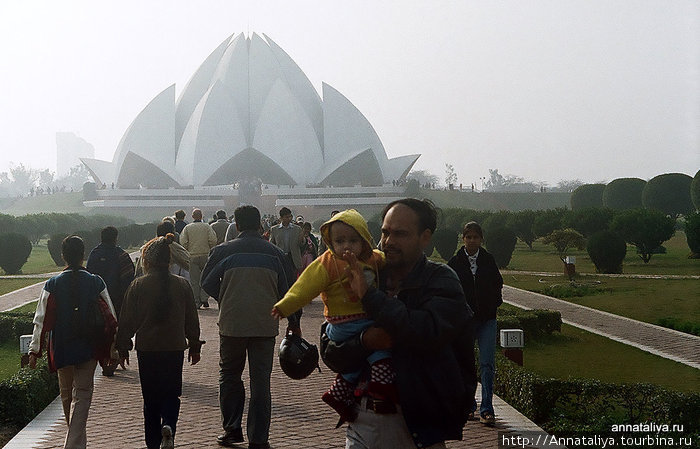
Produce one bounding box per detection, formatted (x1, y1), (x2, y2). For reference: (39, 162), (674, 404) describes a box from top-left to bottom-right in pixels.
(3, 283), (548, 449)
(503, 285), (700, 369)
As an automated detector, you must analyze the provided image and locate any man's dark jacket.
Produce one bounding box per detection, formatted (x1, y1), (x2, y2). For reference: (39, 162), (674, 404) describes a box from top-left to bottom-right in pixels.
(324, 255), (471, 448)
(201, 230), (301, 329)
(447, 246), (503, 322)
(86, 242), (135, 315)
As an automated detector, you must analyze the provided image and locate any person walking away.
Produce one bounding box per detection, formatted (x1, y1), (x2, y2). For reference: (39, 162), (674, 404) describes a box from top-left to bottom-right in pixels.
(211, 210), (230, 244)
(86, 226), (135, 376)
(116, 234), (203, 449)
(28, 236), (118, 449)
(180, 208), (217, 308)
(271, 210), (386, 424)
(268, 207), (304, 275)
(174, 209), (188, 234)
(447, 221), (503, 426)
(299, 222), (319, 271)
(201, 205), (301, 449)
(322, 199), (471, 449)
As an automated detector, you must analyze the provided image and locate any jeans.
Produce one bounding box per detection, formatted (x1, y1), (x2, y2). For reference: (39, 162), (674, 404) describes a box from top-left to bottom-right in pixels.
(57, 359), (97, 449)
(474, 319), (497, 415)
(137, 351), (184, 449)
(219, 335), (275, 445)
(326, 319), (391, 383)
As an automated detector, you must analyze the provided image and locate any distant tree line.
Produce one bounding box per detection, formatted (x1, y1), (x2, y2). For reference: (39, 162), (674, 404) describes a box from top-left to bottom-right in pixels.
(0, 163), (92, 198)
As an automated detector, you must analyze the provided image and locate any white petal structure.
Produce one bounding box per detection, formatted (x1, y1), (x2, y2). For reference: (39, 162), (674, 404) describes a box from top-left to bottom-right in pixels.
(82, 33), (419, 189)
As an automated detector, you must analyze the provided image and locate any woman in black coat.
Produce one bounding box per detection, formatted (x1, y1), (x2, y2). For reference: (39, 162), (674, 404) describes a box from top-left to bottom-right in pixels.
(448, 221), (503, 426)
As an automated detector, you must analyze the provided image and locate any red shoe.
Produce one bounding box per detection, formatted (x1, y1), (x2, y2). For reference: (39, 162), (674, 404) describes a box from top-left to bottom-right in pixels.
(322, 390), (358, 425)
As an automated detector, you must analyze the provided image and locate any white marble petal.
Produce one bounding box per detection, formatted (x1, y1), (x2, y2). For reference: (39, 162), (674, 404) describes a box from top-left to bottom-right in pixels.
(175, 34), (233, 151)
(264, 33), (324, 146)
(113, 85), (177, 186)
(80, 157), (115, 187)
(322, 82), (389, 177)
(252, 79), (323, 185)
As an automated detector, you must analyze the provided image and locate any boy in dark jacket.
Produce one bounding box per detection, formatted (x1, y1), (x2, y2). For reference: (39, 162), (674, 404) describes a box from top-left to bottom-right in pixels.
(448, 221), (503, 426)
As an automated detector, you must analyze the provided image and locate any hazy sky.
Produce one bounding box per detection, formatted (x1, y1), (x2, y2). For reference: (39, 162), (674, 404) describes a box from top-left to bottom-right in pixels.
(1, 1), (698, 187)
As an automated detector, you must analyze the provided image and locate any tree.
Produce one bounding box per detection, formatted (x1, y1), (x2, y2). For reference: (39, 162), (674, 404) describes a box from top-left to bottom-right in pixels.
(407, 169), (439, 187)
(542, 229), (585, 277)
(570, 184), (606, 210)
(532, 208), (567, 238)
(484, 227), (517, 268)
(507, 210), (537, 249)
(587, 230), (627, 273)
(602, 178), (646, 210)
(684, 212), (700, 258)
(690, 170), (699, 211)
(642, 173), (693, 216)
(484, 169), (524, 191)
(553, 179), (584, 192)
(562, 207), (615, 238)
(0, 233), (32, 274)
(444, 164), (457, 188)
(610, 208), (675, 263)
(432, 229), (459, 260)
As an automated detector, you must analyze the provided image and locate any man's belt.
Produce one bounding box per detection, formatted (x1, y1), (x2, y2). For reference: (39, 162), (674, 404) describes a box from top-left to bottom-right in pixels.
(356, 396), (397, 414)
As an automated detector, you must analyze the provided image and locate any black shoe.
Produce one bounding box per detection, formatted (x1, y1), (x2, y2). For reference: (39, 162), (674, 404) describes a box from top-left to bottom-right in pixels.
(248, 443), (270, 449)
(217, 429), (244, 447)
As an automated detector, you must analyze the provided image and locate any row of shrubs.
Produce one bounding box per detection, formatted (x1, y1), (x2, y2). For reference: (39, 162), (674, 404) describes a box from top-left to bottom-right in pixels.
(0, 212), (132, 245)
(0, 222), (156, 274)
(0, 311), (59, 426)
(569, 171), (700, 216)
(494, 353), (700, 447)
(407, 205), (699, 272)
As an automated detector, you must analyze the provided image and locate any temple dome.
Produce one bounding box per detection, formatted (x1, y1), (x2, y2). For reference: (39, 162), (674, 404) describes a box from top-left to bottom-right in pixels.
(82, 33), (419, 188)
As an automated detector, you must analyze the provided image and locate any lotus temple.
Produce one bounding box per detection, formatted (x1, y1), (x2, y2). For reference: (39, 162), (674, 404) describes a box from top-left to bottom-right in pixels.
(81, 33), (419, 218)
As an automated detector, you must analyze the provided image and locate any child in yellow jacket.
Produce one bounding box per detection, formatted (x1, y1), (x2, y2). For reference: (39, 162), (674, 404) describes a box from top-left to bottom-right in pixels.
(271, 209), (389, 422)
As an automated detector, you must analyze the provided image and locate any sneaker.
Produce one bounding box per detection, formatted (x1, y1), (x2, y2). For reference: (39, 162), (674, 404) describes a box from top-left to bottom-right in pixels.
(160, 425), (174, 449)
(480, 411), (496, 426)
(217, 428), (244, 447)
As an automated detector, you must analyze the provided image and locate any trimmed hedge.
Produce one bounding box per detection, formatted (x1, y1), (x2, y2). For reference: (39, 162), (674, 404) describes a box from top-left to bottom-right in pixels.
(494, 354), (700, 443)
(497, 308), (562, 340)
(0, 358), (59, 426)
(0, 233), (32, 275)
(587, 230), (627, 274)
(0, 311), (34, 342)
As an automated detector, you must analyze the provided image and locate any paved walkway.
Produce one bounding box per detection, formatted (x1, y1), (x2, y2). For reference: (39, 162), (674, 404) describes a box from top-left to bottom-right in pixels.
(501, 269), (699, 280)
(2, 281), (549, 449)
(503, 285), (700, 369)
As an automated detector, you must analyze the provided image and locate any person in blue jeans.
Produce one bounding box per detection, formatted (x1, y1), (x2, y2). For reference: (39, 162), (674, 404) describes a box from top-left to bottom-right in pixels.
(448, 221), (503, 426)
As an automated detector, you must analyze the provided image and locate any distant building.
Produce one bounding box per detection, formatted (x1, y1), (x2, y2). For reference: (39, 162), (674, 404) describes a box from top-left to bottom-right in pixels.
(81, 33), (419, 215)
(56, 132), (95, 177)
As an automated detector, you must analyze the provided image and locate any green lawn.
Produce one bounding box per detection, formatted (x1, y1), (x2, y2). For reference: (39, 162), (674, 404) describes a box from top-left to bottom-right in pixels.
(504, 274), (700, 327)
(521, 323), (700, 393)
(0, 279), (44, 297)
(506, 231), (699, 276)
(0, 339), (22, 382)
(9, 301), (38, 314)
(0, 243), (61, 276)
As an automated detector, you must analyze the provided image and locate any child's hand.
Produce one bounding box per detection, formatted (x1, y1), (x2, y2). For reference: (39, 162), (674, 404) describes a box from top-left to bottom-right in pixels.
(341, 250), (368, 299)
(271, 307), (285, 319)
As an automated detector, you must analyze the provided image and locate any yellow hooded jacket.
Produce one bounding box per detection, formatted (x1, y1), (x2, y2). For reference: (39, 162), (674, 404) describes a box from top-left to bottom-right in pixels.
(273, 209), (385, 323)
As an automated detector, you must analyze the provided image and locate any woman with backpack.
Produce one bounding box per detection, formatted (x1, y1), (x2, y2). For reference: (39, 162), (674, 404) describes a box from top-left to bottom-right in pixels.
(28, 235), (118, 448)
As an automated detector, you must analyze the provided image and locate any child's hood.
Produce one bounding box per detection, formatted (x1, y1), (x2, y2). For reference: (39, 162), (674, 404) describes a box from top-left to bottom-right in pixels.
(320, 209), (376, 255)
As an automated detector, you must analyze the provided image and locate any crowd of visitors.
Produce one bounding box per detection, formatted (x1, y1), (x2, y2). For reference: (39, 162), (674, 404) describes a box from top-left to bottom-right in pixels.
(26, 199), (501, 449)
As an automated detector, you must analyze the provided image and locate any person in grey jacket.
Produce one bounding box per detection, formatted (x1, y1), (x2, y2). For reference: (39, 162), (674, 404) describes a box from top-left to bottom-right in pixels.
(201, 205), (301, 449)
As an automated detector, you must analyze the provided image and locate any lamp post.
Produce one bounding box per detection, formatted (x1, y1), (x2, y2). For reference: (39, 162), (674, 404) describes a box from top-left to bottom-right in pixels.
(480, 177), (486, 192)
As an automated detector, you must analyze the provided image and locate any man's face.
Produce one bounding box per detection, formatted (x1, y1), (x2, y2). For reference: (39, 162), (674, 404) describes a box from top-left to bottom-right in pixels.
(380, 204), (431, 271)
(281, 213), (293, 226)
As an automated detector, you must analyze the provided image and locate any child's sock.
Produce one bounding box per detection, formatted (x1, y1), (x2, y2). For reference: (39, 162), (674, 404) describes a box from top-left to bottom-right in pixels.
(367, 358), (397, 402)
(322, 374), (358, 424)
